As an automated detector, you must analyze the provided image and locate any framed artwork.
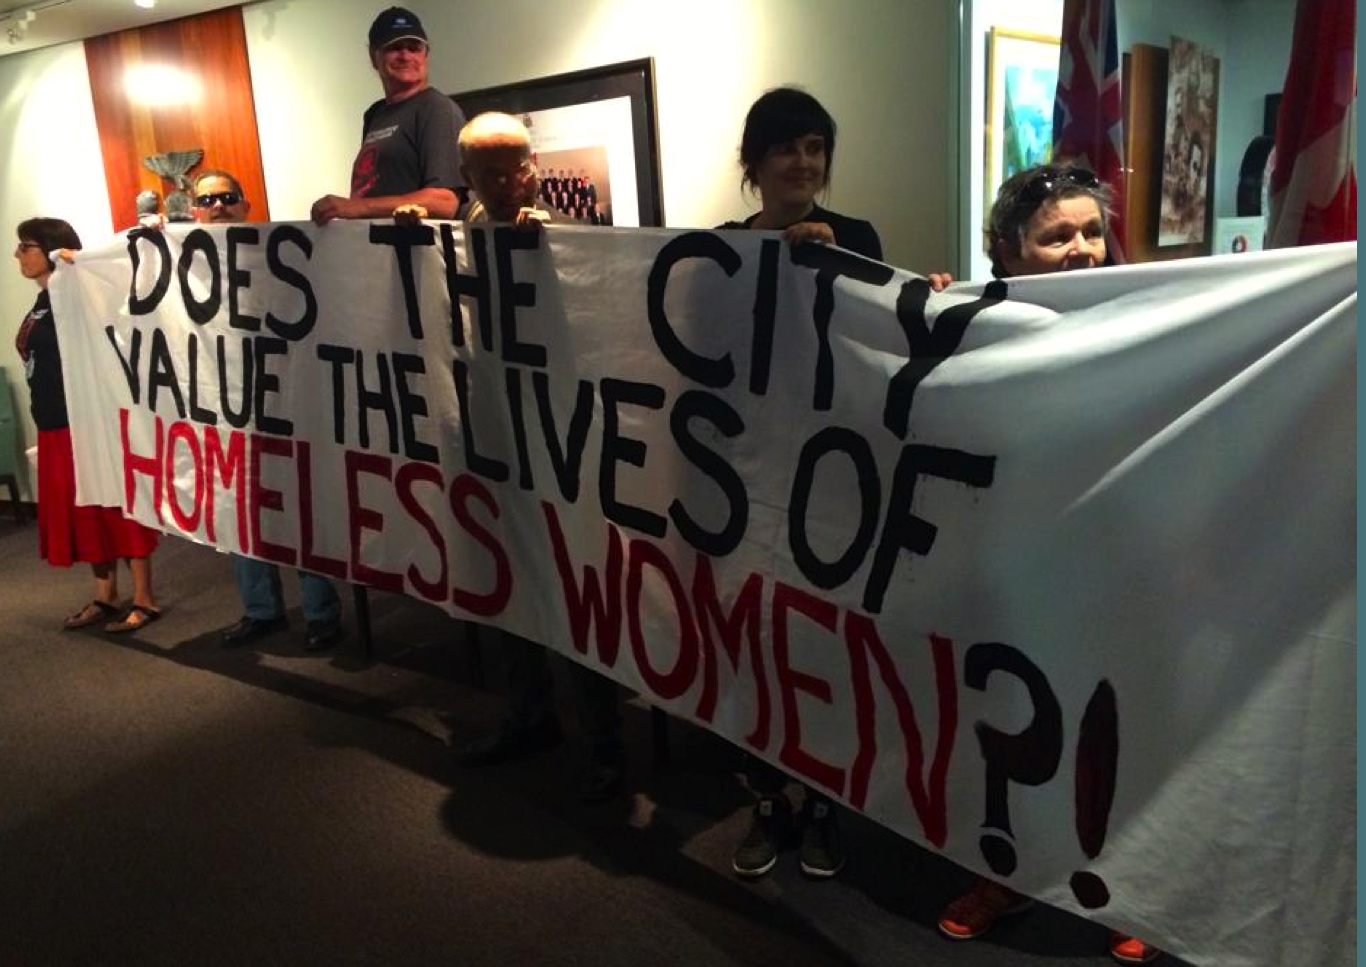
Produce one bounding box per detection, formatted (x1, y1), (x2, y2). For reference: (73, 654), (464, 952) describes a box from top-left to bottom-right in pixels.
(452, 58), (665, 227)
(984, 28), (1060, 233)
(1157, 36), (1219, 246)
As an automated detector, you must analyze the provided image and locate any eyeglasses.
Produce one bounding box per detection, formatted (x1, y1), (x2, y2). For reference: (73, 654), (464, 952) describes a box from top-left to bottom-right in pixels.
(1020, 166), (1101, 204)
(194, 191), (242, 208)
(479, 161), (534, 185)
(14, 242), (41, 254)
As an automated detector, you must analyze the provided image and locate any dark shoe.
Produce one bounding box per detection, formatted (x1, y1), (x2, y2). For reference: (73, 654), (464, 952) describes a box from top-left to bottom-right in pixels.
(63, 599), (121, 630)
(104, 604), (162, 634)
(1110, 934), (1162, 964)
(303, 618), (343, 652)
(577, 746), (625, 803)
(459, 717), (563, 767)
(732, 795), (792, 878)
(938, 878), (1035, 941)
(798, 798), (845, 878)
(221, 615), (287, 648)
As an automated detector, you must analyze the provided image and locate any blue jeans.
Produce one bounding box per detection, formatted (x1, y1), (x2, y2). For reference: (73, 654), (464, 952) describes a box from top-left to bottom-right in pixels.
(232, 556), (340, 624)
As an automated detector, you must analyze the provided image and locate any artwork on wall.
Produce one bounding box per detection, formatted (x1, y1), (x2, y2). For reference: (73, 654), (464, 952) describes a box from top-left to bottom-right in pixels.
(1157, 36), (1220, 246)
(452, 58), (664, 227)
(984, 28), (1060, 237)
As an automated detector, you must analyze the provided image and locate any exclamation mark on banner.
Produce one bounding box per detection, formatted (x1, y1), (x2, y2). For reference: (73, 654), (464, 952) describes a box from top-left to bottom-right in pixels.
(1069, 679), (1118, 909)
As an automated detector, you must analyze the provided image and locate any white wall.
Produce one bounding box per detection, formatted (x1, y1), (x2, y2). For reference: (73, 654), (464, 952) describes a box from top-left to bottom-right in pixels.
(243, 0), (955, 268)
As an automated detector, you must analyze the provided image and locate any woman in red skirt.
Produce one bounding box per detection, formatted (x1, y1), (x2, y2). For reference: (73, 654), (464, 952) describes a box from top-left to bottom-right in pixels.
(14, 217), (161, 632)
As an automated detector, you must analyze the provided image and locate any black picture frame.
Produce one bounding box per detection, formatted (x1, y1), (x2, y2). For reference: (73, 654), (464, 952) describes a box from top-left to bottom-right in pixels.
(451, 58), (665, 227)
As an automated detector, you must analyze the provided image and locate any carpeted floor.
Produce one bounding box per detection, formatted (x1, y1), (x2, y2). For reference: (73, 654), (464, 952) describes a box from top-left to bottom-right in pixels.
(0, 513), (1187, 967)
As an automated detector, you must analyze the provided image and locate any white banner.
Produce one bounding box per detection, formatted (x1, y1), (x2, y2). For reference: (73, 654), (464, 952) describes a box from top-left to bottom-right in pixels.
(52, 223), (1356, 967)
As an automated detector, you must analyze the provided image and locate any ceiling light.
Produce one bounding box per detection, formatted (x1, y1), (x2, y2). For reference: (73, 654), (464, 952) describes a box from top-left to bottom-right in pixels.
(134, 0), (156, 8)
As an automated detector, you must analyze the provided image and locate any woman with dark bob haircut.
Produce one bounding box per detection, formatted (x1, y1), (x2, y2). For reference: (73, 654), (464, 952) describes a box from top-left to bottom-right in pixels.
(717, 86), (881, 886)
(13, 216), (162, 633)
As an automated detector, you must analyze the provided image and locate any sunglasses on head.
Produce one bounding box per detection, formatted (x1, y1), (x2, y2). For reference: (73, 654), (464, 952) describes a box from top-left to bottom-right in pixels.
(1021, 166), (1101, 203)
(194, 191), (241, 208)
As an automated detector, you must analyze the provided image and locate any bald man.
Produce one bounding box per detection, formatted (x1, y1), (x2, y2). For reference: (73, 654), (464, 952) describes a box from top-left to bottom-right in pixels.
(458, 111), (555, 228)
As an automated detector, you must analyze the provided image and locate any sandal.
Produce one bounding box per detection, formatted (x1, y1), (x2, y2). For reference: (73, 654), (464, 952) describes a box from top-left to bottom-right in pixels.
(104, 604), (162, 634)
(64, 599), (122, 630)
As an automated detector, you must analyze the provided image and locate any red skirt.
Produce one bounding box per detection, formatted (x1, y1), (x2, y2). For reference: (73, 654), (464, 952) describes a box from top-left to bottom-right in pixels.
(37, 428), (159, 567)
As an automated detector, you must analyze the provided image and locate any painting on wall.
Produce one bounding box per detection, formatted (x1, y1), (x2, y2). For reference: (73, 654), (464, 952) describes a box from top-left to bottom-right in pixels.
(1157, 36), (1219, 246)
(984, 28), (1060, 235)
(452, 59), (664, 227)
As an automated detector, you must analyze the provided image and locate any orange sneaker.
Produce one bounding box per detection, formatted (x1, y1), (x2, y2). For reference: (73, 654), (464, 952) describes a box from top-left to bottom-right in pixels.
(937, 878), (1035, 940)
(1110, 933), (1161, 964)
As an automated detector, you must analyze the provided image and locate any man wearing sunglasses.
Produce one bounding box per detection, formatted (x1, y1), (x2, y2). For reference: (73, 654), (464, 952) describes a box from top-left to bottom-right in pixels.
(187, 169), (347, 653)
(309, 6), (466, 226)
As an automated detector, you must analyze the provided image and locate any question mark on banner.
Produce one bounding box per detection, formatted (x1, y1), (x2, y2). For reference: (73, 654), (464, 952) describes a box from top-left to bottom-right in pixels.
(963, 642), (1064, 876)
(1069, 679), (1119, 909)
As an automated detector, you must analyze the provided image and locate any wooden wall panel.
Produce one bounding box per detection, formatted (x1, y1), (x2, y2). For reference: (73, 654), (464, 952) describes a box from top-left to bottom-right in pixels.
(85, 7), (270, 229)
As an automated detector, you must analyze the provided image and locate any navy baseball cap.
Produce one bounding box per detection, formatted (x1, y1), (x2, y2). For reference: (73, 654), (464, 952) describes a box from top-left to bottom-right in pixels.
(368, 7), (428, 49)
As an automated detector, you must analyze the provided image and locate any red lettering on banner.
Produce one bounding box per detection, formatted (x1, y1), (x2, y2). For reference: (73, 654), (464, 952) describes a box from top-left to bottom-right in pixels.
(120, 408), (165, 523)
(626, 537), (699, 700)
(345, 451), (403, 592)
(772, 583), (845, 795)
(691, 557), (770, 746)
(448, 474), (512, 616)
(844, 616), (957, 846)
(203, 426), (247, 547)
(295, 440), (347, 579)
(250, 434), (296, 565)
(165, 421), (204, 532)
(397, 462), (448, 603)
(542, 502), (624, 665)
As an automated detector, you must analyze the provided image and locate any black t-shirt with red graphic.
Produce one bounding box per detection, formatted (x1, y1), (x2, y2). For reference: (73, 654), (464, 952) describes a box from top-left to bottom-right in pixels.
(14, 289), (69, 431)
(350, 86), (466, 201)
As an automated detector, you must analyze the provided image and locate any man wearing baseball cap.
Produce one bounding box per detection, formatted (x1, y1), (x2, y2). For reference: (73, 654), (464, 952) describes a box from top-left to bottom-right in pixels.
(310, 6), (466, 225)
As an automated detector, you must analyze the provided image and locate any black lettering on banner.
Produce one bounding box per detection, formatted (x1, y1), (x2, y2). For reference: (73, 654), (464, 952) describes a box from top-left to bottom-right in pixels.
(444, 224), (493, 350)
(355, 350), (397, 451)
(789, 243), (896, 411)
(265, 225), (317, 340)
(884, 279), (1007, 438)
(599, 377), (667, 537)
(532, 370), (593, 503)
(253, 337), (293, 435)
(788, 427), (880, 589)
(218, 336), (254, 428)
(669, 390), (749, 557)
(452, 359), (509, 482)
(317, 344), (353, 444)
(749, 238), (781, 395)
(106, 326), (143, 403)
(371, 223), (436, 340)
(963, 641), (1063, 878)
(225, 226), (262, 332)
(647, 232), (740, 388)
(186, 333), (218, 424)
(494, 226), (546, 367)
(863, 444), (996, 614)
(127, 229), (171, 315)
(393, 352), (438, 463)
(504, 367), (534, 490)
(177, 229), (221, 325)
(147, 327), (187, 418)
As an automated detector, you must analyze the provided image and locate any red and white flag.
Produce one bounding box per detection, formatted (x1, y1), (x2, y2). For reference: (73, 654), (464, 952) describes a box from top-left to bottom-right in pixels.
(1053, 0), (1127, 262)
(1267, 0), (1357, 247)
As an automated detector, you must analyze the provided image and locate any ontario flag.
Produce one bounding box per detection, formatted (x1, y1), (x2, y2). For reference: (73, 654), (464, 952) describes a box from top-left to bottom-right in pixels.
(1267, 0), (1357, 247)
(1053, 0), (1127, 262)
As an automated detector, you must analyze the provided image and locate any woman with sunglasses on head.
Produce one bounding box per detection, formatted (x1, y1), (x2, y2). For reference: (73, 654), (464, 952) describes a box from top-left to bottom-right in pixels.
(717, 86), (884, 884)
(13, 218), (162, 633)
(934, 162), (1158, 965)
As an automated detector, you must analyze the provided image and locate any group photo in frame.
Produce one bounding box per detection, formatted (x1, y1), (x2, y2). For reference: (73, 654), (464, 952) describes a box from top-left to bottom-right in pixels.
(452, 58), (666, 228)
(1157, 35), (1220, 247)
(983, 27), (1060, 244)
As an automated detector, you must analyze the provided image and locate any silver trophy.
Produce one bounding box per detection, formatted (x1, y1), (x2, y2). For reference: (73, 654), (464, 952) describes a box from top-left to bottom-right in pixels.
(142, 149), (204, 223)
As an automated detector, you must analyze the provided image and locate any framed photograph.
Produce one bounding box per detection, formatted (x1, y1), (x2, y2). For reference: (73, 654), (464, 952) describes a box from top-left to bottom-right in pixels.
(984, 28), (1060, 235)
(452, 58), (665, 227)
(1157, 36), (1219, 247)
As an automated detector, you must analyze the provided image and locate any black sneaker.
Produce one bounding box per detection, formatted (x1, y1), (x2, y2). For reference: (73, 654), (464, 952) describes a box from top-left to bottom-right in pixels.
(798, 799), (844, 878)
(732, 795), (792, 878)
(459, 717), (563, 767)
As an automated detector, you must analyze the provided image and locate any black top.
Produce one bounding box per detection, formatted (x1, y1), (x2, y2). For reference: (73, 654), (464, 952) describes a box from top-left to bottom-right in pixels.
(14, 289), (68, 431)
(717, 204), (883, 261)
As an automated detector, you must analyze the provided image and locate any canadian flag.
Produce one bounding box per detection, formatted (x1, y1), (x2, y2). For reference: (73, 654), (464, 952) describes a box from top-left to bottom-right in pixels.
(1266, 0), (1357, 247)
